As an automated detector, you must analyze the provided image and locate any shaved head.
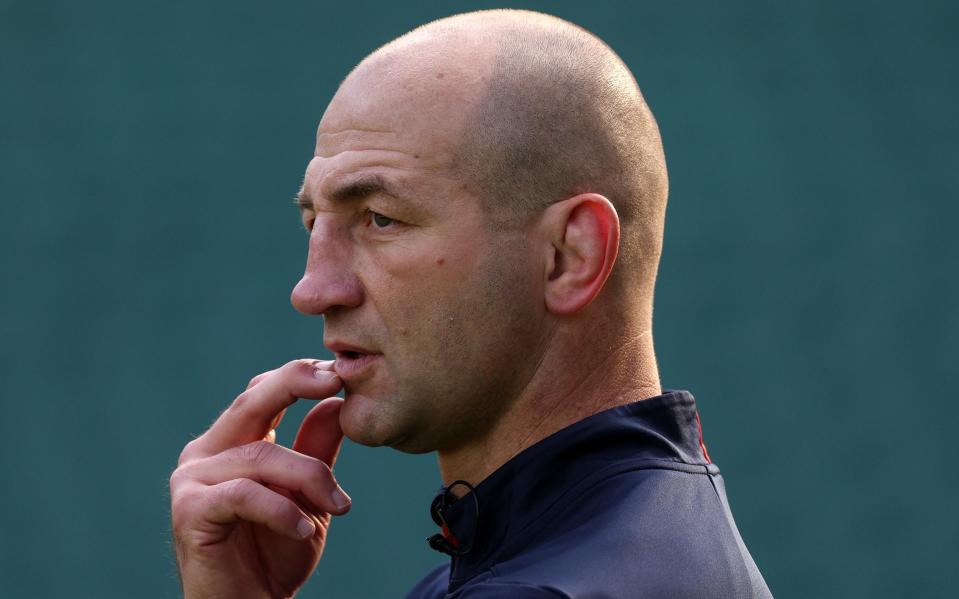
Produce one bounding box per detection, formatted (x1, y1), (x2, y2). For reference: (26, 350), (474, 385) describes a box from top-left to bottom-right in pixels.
(298, 8), (667, 460)
(356, 10), (669, 300)
(327, 9), (668, 317)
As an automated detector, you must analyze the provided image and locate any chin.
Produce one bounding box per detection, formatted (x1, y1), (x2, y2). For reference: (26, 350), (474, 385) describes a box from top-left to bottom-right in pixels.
(339, 389), (435, 454)
(338, 391), (387, 446)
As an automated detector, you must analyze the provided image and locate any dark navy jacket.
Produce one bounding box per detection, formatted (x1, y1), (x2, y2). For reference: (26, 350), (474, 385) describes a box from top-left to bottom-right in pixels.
(405, 390), (772, 598)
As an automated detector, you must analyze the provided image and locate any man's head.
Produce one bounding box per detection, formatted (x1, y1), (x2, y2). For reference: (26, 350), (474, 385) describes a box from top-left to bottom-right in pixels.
(291, 9), (668, 454)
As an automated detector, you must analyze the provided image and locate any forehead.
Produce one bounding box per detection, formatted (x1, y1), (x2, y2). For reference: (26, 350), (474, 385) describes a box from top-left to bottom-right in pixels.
(320, 37), (492, 149)
(303, 47), (490, 201)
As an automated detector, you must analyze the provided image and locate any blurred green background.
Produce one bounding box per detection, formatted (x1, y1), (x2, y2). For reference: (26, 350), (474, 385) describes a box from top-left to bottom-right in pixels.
(1, 1), (956, 597)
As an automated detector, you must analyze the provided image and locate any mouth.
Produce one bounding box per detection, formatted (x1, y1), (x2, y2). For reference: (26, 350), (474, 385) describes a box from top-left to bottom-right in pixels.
(326, 340), (382, 381)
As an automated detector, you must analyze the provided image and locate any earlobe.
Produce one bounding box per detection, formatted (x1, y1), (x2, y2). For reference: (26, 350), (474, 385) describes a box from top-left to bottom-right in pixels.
(543, 194), (620, 315)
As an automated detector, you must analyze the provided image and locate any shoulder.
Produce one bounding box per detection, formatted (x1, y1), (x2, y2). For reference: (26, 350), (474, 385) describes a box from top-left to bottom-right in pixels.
(493, 468), (770, 598)
(405, 563), (449, 599)
(453, 582), (571, 598)
(407, 469), (770, 598)
(405, 565), (572, 599)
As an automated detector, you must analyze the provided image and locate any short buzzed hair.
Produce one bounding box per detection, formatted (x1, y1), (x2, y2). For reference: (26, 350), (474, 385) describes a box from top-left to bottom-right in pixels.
(376, 10), (670, 301)
(447, 11), (668, 288)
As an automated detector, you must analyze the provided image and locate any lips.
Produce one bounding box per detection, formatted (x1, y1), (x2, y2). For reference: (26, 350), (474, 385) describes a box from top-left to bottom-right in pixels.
(325, 339), (382, 381)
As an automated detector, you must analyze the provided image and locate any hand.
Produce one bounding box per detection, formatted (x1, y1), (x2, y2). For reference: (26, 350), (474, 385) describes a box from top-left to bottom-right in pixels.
(170, 359), (351, 599)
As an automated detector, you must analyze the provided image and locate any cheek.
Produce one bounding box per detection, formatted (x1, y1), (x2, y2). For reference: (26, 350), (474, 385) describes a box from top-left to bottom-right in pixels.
(365, 259), (467, 359)
(442, 254), (536, 361)
(370, 240), (485, 317)
(370, 231), (535, 361)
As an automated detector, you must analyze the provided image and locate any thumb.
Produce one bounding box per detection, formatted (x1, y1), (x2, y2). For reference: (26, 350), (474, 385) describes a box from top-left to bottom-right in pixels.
(292, 397), (345, 468)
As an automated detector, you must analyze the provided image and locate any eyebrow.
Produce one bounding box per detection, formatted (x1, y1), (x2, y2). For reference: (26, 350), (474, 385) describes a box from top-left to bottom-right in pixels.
(295, 174), (398, 211)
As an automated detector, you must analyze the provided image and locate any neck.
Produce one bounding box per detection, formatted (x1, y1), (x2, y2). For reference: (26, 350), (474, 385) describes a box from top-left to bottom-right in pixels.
(437, 320), (661, 489)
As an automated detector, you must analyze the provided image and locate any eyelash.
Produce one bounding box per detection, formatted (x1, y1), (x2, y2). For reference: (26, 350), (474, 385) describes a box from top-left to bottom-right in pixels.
(367, 210), (396, 229)
(303, 210), (399, 233)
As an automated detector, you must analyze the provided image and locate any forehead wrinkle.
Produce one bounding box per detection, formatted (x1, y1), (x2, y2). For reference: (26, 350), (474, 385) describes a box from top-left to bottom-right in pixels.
(306, 145), (447, 199)
(315, 129), (397, 153)
(315, 120), (397, 153)
(316, 125), (394, 136)
(313, 146), (419, 160)
(307, 164), (423, 212)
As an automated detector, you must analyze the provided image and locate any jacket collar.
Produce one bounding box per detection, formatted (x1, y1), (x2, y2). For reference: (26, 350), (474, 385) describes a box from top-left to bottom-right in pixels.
(427, 390), (712, 586)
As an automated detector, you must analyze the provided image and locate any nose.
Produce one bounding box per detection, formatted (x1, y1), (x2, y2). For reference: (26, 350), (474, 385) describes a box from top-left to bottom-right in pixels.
(291, 219), (364, 315)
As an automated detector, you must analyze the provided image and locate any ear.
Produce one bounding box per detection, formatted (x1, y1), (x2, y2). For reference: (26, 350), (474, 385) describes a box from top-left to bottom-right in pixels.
(541, 194), (620, 315)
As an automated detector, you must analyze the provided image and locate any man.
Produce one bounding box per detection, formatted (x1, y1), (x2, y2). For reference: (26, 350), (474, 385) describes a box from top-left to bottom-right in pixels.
(170, 9), (772, 598)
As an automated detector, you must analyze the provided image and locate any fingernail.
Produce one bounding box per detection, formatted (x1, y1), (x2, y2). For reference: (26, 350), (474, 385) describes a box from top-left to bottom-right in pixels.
(297, 518), (316, 539)
(331, 486), (351, 510)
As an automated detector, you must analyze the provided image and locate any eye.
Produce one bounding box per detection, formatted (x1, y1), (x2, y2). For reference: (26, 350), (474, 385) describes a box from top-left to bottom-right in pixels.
(370, 211), (396, 228)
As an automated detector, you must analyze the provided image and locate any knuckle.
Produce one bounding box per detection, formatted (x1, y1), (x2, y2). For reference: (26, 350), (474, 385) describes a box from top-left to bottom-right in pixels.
(300, 458), (336, 496)
(169, 466), (187, 489)
(218, 478), (256, 505)
(236, 440), (273, 466)
(245, 368), (273, 390)
(177, 438), (201, 466)
(230, 390), (252, 412)
(285, 359), (314, 377)
(307, 458), (334, 483)
(170, 485), (201, 530)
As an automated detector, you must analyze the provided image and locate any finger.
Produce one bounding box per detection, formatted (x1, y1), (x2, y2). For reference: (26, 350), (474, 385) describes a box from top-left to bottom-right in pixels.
(263, 408), (287, 443)
(190, 360), (340, 458)
(205, 478), (317, 541)
(183, 440), (350, 515)
(293, 398), (346, 468)
(269, 408), (287, 432)
(245, 369), (277, 391)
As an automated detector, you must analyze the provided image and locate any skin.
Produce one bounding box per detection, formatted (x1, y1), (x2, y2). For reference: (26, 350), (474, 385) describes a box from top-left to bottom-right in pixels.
(290, 44), (549, 458)
(171, 360), (350, 598)
(170, 12), (663, 599)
